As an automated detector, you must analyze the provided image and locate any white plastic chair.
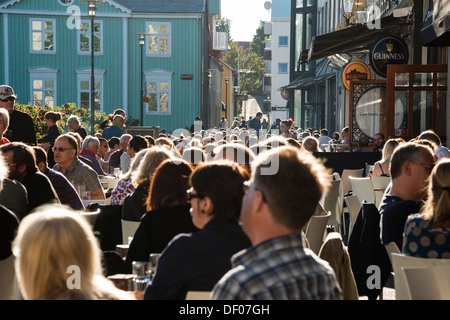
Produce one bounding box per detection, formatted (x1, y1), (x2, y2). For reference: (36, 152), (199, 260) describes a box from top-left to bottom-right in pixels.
(0, 255), (16, 300)
(384, 241), (401, 265)
(80, 210), (100, 228)
(403, 265), (450, 300)
(391, 253), (450, 300)
(341, 168), (364, 195)
(305, 211), (331, 255)
(349, 177), (375, 205)
(100, 177), (119, 190)
(321, 180), (342, 234)
(371, 176), (391, 207)
(185, 291), (211, 300)
(121, 219), (140, 245)
(344, 195), (362, 239)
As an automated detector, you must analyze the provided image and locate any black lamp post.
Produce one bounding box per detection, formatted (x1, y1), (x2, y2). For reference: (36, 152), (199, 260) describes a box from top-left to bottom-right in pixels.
(89, 2), (96, 135)
(139, 34), (145, 126)
(134, 33), (151, 127)
(82, 0), (104, 135)
(225, 78), (229, 114)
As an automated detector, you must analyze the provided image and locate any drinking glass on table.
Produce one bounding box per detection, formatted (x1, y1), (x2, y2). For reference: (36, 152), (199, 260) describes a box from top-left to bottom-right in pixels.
(149, 253), (161, 281)
(132, 261), (152, 291)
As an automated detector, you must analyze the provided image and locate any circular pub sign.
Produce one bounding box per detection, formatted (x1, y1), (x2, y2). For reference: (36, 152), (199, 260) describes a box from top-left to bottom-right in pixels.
(369, 36), (409, 78)
(342, 61), (371, 91)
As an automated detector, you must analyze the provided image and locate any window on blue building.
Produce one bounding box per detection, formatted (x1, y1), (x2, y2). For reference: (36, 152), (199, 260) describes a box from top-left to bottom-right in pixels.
(30, 19), (56, 54)
(146, 22), (171, 57)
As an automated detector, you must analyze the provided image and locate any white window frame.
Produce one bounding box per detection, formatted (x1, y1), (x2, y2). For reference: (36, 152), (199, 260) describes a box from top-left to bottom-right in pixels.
(144, 69), (173, 116)
(278, 36), (288, 47)
(278, 63), (288, 74)
(75, 68), (105, 112)
(28, 67), (58, 108)
(77, 19), (103, 56)
(30, 18), (56, 54)
(145, 22), (171, 57)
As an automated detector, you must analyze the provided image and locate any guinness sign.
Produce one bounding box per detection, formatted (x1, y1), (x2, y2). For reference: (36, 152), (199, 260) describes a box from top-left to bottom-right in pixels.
(369, 36), (409, 78)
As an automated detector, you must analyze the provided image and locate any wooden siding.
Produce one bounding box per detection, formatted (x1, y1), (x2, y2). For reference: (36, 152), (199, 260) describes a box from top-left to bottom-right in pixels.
(5, 13), (124, 111)
(5, 0), (125, 14)
(128, 17), (203, 131)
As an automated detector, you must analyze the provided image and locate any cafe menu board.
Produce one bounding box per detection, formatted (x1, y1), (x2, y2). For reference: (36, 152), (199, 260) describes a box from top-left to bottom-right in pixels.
(342, 61), (371, 91)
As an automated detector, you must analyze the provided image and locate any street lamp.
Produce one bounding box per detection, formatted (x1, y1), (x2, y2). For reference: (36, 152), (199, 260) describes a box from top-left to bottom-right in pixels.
(134, 33), (151, 127)
(342, 0), (354, 27)
(82, 0), (104, 135)
(225, 78), (229, 115)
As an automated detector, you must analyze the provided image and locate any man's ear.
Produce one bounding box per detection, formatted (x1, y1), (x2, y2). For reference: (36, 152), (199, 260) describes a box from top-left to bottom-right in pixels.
(202, 196), (214, 216)
(37, 161), (46, 172)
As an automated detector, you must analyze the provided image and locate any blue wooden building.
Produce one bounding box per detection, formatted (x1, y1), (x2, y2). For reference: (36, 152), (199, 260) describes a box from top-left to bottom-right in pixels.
(0, 0), (221, 132)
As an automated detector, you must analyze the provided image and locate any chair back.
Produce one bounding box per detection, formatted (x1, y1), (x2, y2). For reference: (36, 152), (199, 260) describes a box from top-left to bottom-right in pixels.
(321, 180), (342, 233)
(344, 195), (362, 238)
(341, 168), (364, 195)
(305, 211), (331, 254)
(403, 265), (450, 300)
(100, 177), (119, 190)
(349, 177), (375, 204)
(121, 219), (140, 244)
(82, 199), (106, 209)
(0, 255), (16, 300)
(391, 253), (450, 300)
(185, 291), (211, 300)
(384, 242), (401, 265)
(371, 176), (391, 207)
(80, 210), (100, 228)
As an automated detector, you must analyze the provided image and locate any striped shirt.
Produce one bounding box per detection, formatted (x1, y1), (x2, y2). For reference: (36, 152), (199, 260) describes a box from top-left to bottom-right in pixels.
(211, 233), (342, 300)
(53, 157), (102, 193)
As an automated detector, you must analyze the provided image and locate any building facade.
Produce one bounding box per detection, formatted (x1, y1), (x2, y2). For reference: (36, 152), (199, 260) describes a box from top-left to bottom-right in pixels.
(0, 0), (221, 133)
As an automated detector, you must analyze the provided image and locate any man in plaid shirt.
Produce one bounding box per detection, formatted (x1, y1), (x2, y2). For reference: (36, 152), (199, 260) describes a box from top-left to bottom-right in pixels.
(53, 134), (105, 201)
(211, 146), (342, 300)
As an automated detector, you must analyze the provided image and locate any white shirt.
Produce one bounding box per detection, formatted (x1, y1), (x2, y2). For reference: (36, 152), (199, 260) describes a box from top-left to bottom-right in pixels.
(317, 136), (332, 151)
(120, 152), (132, 174)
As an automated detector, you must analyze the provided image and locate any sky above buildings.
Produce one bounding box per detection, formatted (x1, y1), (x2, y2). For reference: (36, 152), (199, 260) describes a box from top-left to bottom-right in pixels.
(221, 0), (272, 42)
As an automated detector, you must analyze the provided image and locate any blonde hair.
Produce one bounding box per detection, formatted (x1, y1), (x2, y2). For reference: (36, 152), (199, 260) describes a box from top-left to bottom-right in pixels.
(421, 159), (450, 228)
(119, 148), (149, 182)
(0, 108), (10, 134)
(13, 204), (132, 300)
(132, 147), (172, 187)
(112, 114), (125, 127)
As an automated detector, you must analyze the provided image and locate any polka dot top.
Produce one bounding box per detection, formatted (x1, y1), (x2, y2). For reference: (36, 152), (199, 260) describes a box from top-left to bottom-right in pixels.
(403, 214), (450, 259)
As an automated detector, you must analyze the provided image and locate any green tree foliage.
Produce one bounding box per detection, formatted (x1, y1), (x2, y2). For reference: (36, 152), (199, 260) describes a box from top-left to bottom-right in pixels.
(14, 103), (109, 140)
(249, 25), (268, 57)
(216, 17), (232, 43)
(223, 42), (265, 95)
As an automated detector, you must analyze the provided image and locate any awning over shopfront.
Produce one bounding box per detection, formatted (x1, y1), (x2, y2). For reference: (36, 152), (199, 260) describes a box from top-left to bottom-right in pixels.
(279, 59), (335, 91)
(421, 0), (450, 46)
(307, 14), (412, 63)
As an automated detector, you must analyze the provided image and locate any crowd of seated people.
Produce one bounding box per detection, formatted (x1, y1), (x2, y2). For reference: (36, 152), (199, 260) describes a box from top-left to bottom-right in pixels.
(1, 102), (450, 301)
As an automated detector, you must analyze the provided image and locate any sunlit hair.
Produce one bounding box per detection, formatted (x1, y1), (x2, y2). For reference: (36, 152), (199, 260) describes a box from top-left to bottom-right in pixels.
(44, 111), (62, 126)
(0, 156), (8, 192)
(251, 146), (331, 230)
(155, 137), (174, 149)
(13, 204), (132, 300)
(390, 142), (434, 179)
(0, 108), (10, 134)
(146, 159), (193, 211)
(81, 135), (100, 150)
(132, 147), (172, 187)
(119, 148), (148, 182)
(302, 136), (320, 153)
(421, 159), (450, 228)
(112, 114), (124, 127)
(67, 115), (81, 126)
